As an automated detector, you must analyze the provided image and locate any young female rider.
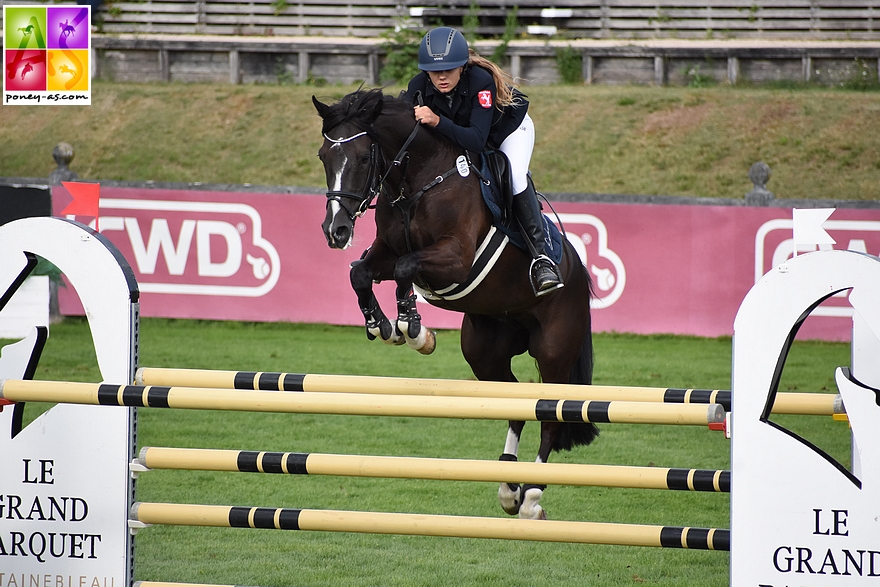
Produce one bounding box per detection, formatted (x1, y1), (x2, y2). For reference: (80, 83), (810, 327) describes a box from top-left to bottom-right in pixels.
(405, 26), (563, 296)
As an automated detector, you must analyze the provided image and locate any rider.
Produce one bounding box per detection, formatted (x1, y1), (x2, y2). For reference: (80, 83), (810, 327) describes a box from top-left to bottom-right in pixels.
(405, 27), (563, 296)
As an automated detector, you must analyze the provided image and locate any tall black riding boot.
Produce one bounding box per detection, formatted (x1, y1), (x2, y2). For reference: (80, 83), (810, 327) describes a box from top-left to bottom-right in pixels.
(512, 182), (563, 296)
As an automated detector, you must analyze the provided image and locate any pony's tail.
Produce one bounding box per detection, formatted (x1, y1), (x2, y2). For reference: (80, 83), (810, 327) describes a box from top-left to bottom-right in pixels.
(552, 329), (599, 451)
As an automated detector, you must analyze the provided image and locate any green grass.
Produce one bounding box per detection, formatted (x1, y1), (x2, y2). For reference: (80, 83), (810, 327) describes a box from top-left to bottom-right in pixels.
(1, 82), (879, 200)
(10, 318), (854, 586)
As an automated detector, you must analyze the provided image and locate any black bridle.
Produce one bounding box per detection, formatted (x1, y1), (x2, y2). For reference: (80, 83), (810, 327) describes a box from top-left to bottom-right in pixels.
(322, 119), (464, 252)
(322, 121), (419, 217)
(322, 131), (381, 221)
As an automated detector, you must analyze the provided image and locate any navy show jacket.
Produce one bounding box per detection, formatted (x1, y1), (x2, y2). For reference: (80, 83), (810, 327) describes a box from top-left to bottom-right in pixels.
(405, 65), (529, 152)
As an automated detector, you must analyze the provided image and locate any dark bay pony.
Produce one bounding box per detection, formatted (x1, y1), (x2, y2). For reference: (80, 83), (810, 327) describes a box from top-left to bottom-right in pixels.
(312, 89), (597, 519)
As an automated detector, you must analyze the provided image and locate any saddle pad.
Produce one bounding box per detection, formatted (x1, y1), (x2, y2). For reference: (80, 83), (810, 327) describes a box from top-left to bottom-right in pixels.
(478, 154), (564, 265)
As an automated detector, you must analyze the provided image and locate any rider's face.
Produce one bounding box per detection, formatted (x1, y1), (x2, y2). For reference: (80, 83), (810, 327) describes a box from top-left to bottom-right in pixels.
(427, 67), (463, 94)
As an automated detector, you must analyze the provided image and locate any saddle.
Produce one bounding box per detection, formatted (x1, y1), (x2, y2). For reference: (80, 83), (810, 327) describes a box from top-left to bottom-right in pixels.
(481, 150), (515, 226)
(475, 150), (564, 265)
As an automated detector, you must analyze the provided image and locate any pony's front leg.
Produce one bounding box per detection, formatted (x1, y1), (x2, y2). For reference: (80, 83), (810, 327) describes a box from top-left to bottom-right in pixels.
(350, 245), (404, 346)
(390, 252), (435, 354)
(394, 281), (436, 355)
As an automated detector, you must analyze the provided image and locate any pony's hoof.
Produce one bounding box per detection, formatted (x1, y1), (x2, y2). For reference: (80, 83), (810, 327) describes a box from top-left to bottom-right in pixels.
(386, 332), (405, 346)
(369, 325), (404, 346)
(498, 483), (521, 515)
(518, 486), (545, 519)
(416, 329), (436, 355)
(518, 506), (547, 520)
(399, 321), (436, 355)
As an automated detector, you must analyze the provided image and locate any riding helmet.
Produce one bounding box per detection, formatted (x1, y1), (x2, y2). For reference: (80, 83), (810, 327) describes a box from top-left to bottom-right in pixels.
(417, 27), (470, 71)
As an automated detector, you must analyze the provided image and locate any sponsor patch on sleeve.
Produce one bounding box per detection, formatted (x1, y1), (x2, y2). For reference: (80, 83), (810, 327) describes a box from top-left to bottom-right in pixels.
(478, 90), (493, 109)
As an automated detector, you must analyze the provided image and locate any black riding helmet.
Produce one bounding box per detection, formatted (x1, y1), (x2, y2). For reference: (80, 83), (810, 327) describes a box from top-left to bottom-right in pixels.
(417, 27), (469, 71)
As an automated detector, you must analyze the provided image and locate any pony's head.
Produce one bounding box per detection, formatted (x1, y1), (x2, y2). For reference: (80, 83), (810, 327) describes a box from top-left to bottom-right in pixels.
(312, 89), (415, 249)
(313, 89), (395, 249)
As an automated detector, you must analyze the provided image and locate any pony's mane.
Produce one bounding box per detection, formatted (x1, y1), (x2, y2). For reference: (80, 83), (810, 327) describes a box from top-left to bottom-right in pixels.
(319, 89), (413, 136)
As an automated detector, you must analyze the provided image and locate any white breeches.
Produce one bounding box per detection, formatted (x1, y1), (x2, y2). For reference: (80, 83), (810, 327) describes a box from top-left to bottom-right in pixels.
(498, 113), (535, 195)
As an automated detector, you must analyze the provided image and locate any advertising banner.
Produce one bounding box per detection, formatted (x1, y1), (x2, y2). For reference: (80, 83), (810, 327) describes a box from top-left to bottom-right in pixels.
(53, 185), (880, 341)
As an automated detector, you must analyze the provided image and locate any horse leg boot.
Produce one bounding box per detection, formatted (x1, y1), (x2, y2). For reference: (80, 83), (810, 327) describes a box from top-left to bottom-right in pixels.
(512, 181), (563, 296)
(396, 285), (436, 355)
(351, 260), (403, 345)
(361, 294), (403, 345)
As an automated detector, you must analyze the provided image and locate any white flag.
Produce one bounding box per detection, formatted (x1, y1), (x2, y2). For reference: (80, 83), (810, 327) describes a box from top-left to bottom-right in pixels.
(792, 208), (836, 256)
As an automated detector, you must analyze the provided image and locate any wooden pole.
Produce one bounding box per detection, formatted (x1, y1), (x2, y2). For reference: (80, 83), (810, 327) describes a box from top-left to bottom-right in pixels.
(137, 446), (730, 492)
(134, 367), (846, 416)
(0, 379), (725, 426)
(131, 502), (730, 550)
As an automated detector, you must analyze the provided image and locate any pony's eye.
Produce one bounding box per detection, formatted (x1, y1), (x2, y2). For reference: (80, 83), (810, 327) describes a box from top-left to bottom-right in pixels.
(359, 153), (371, 165)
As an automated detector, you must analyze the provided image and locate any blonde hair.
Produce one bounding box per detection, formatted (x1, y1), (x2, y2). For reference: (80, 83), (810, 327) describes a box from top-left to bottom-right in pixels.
(467, 49), (522, 108)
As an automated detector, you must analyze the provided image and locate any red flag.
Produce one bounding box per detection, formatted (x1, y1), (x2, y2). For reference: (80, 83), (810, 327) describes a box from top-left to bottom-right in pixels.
(60, 181), (100, 231)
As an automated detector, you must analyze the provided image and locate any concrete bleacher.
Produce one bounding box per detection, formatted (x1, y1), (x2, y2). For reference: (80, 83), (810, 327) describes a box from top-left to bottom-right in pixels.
(77, 0), (880, 40)
(2, 0), (879, 85)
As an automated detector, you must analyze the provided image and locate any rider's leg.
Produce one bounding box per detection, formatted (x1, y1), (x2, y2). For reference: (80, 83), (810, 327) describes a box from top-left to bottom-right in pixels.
(499, 114), (563, 295)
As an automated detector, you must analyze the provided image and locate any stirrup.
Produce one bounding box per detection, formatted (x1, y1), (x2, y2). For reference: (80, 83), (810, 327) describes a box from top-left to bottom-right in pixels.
(529, 256), (564, 297)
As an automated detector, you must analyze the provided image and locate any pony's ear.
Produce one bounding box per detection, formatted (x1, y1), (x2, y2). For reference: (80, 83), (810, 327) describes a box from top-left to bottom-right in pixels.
(366, 97), (383, 122)
(312, 95), (330, 118)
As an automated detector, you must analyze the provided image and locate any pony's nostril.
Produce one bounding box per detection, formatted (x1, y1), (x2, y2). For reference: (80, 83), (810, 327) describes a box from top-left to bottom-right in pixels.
(334, 226), (350, 245)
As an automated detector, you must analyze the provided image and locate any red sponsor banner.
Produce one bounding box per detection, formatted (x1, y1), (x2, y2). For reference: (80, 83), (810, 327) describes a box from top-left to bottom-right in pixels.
(53, 185), (880, 341)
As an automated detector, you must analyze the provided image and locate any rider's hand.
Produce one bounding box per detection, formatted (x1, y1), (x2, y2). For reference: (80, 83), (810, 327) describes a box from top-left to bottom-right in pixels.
(414, 106), (439, 128)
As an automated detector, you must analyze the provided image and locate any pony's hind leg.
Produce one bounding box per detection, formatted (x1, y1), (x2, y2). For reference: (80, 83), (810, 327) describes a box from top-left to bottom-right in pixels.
(498, 420), (525, 515)
(517, 422), (561, 520)
(517, 297), (596, 519)
(460, 314), (529, 516)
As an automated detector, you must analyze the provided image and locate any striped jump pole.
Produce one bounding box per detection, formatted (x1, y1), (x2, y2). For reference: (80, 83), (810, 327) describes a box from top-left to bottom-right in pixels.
(0, 380), (725, 426)
(134, 367), (846, 416)
(130, 502), (730, 551)
(136, 446), (731, 492)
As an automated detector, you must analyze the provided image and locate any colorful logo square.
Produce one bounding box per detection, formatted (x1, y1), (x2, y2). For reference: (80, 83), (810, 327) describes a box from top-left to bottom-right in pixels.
(5, 6), (47, 50)
(4, 49), (46, 91)
(48, 49), (89, 91)
(47, 7), (90, 50)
